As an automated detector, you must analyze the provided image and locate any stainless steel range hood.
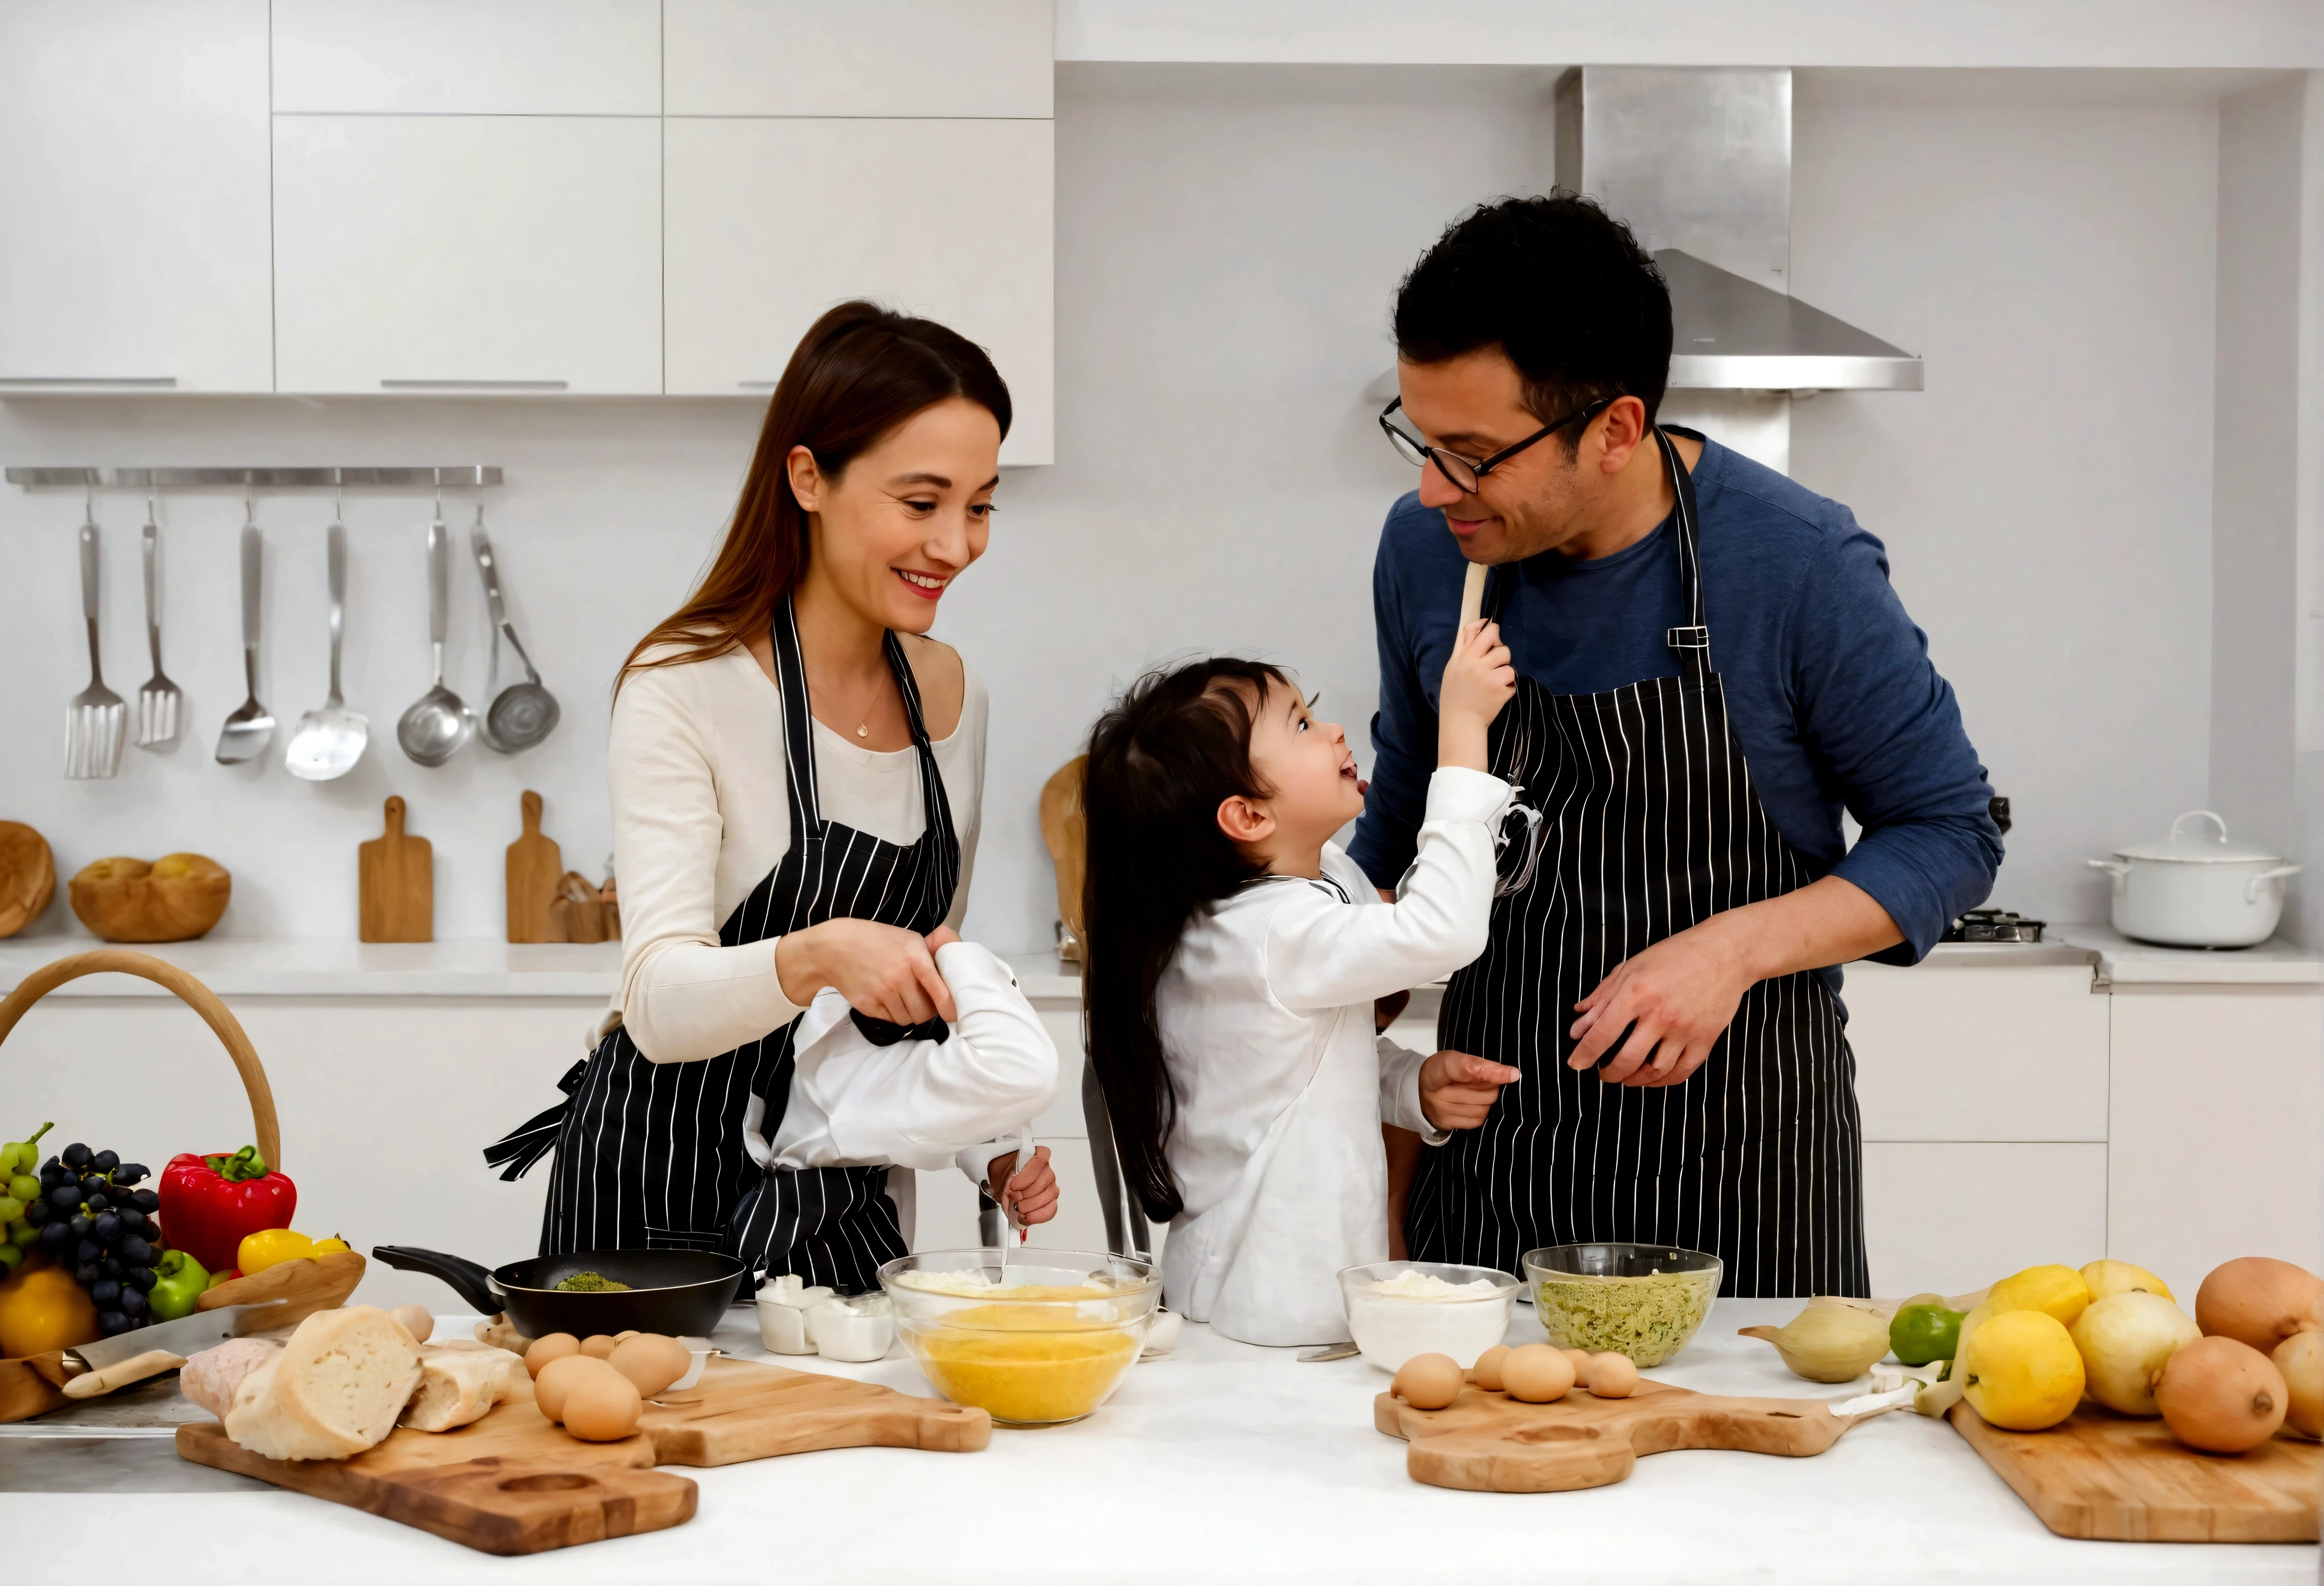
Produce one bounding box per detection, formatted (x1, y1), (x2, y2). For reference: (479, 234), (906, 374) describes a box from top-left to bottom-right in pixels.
(1658, 248), (1921, 393)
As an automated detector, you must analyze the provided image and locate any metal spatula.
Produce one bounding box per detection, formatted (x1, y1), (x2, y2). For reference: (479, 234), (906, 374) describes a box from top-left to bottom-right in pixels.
(65, 508), (126, 779)
(214, 508), (275, 766)
(135, 491), (183, 747)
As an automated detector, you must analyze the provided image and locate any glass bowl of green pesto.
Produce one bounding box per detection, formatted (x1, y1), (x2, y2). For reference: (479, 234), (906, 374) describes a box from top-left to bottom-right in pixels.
(1522, 1244), (1722, 1367)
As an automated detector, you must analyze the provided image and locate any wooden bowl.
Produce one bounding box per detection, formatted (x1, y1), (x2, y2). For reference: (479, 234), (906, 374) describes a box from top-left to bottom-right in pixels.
(67, 854), (231, 942)
(0, 824), (54, 938)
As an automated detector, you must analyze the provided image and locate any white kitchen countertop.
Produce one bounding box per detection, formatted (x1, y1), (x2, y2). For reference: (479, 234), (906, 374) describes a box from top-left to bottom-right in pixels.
(5, 1298), (2307, 1583)
(0, 925), (2312, 1002)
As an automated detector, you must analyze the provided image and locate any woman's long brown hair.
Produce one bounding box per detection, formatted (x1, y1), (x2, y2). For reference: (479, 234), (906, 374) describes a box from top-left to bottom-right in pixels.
(621, 300), (1012, 685)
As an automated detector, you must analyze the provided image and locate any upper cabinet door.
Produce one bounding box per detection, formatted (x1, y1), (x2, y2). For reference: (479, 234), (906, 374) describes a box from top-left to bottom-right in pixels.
(0, 0), (273, 391)
(274, 117), (661, 394)
(273, 0), (661, 115)
(666, 0), (1053, 118)
(665, 118), (1054, 463)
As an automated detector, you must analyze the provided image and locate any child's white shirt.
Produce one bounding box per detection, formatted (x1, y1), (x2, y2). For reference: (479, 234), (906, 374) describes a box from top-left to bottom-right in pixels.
(1155, 766), (1512, 1346)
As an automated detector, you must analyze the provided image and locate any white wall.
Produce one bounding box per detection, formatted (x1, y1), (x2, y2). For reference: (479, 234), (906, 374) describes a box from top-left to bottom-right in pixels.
(1790, 91), (2221, 928)
(0, 69), (2253, 954)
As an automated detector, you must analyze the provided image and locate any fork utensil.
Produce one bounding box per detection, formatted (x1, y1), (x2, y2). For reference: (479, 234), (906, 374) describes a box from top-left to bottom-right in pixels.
(134, 490), (183, 747)
(64, 497), (126, 779)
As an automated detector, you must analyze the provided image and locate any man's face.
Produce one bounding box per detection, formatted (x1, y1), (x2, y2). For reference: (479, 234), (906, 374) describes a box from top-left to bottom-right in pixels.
(1396, 347), (1597, 565)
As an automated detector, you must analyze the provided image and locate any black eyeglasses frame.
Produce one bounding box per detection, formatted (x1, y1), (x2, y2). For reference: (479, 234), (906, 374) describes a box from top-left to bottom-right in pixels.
(1377, 394), (1619, 494)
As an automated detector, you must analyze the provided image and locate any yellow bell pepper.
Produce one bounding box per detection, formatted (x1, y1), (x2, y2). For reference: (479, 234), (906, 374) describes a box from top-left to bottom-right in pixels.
(309, 1236), (351, 1257)
(236, 1228), (317, 1276)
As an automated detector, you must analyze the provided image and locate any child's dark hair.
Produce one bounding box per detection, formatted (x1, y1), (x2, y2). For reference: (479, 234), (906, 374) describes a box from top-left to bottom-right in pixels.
(1082, 657), (1287, 1224)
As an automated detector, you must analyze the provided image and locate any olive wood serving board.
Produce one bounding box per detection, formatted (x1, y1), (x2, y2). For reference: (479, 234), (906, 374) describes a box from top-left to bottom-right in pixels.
(358, 796), (432, 943)
(1376, 1375), (1871, 1493)
(504, 790), (563, 943)
(1946, 1401), (2322, 1543)
(177, 1356), (986, 1552)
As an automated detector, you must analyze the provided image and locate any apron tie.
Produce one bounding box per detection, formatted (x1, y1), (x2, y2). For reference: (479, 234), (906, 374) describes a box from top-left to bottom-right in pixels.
(482, 1059), (588, 1182)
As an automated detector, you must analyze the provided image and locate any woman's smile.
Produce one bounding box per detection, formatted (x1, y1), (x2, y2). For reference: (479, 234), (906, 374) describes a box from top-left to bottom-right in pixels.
(895, 567), (951, 599)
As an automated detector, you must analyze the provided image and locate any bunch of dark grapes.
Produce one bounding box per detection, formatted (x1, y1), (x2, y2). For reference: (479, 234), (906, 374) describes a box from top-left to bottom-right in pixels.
(24, 1144), (158, 1335)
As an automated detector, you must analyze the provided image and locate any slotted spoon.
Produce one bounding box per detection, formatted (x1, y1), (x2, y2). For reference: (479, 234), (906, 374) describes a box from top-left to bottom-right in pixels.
(64, 502), (125, 780)
(285, 511), (369, 782)
(134, 490), (182, 747)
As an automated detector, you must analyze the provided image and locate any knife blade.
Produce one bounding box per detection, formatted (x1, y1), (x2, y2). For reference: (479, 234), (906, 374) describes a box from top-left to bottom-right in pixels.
(64, 1304), (289, 1374)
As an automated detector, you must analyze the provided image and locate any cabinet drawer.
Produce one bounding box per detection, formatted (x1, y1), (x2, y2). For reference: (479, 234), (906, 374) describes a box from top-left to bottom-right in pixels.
(665, 117), (1054, 461)
(0, 0), (273, 391)
(665, 0), (1053, 118)
(1845, 963), (2106, 1142)
(274, 116), (661, 395)
(1863, 1142), (2106, 1298)
(273, 0), (661, 115)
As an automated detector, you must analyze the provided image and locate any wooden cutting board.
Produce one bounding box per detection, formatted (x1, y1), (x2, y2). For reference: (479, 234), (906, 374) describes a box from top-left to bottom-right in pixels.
(358, 797), (432, 943)
(177, 1356), (988, 1552)
(1376, 1375), (1873, 1492)
(1038, 757), (1087, 956)
(1947, 1401), (2322, 1542)
(504, 790), (562, 943)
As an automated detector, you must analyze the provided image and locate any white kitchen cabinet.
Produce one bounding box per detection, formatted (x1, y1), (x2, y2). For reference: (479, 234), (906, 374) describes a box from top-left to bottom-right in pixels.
(273, 116), (662, 395)
(272, 0), (661, 116)
(2106, 986), (2324, 1304)
(664, 117), (1055, 463)
(0, 0), (274, 392)
(665, 0), (1054, 118)
(1843, 963), (2108, 1142)
(1863, 1142), (2108, 1298)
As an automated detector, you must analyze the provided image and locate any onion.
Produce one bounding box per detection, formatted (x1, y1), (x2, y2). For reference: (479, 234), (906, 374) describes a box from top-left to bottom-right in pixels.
(2070, 1291), (2200, 1417)
(2273, 1331), (2323, 1440)
(2155, 1335), (2288, 1453)
(2194, 1257), (2324, 1354)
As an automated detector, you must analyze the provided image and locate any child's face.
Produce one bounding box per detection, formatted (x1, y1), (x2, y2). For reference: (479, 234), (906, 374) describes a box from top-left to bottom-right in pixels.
(1243, 679), (1365, 847)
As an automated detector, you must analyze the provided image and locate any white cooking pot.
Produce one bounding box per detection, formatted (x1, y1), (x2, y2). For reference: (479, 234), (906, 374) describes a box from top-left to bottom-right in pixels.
(2088, 810), (2300, 948)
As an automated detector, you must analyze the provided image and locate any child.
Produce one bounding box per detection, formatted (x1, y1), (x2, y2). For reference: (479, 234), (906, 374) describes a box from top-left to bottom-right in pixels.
(1082, 623), (1521, 1344)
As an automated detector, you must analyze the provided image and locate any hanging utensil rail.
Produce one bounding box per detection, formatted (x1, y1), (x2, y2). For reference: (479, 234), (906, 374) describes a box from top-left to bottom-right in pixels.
(5, 467), (502, 489)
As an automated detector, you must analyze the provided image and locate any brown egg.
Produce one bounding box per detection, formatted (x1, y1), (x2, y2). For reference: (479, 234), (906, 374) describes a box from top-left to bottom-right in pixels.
(1471, 1344), (1512, 1392)
(525, 1333), (580, 1379)
(1502, 1343), (1577, 1404)
(613, 1330), (641, 1344)
(1587, 1352), (1639, 1398)
(533, 1354), (615, 1424)
(609, 1332), (693, 1398)
(1561, 1348), (1594, 1386)
(561, 1365), (644, 1442)
(579, 1334), (619, 1360)
(1390, 1352), (1463, 1411)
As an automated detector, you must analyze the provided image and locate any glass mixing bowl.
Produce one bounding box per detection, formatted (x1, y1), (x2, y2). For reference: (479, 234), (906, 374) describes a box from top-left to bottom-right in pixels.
(878, 1249), (1161, 1427)
(1522, 1243), (1722, 1367)
(1337, 1261), (1521, 1372)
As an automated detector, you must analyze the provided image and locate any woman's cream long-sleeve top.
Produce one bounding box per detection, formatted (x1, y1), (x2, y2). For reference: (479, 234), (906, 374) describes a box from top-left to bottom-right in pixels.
(605, 640), (985, 1062)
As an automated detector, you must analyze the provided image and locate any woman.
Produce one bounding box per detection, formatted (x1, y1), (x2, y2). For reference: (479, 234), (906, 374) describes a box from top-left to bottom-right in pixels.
(488, 301), (1057, 1289)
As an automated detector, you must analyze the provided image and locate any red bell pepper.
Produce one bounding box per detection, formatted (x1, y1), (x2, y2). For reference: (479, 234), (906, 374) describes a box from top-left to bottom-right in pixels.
(157, 1147), (297, 1273)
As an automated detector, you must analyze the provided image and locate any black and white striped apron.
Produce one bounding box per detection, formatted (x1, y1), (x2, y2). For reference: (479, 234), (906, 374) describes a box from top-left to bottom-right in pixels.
(487, 595), (959, 1293)
(1406, 429), (1868, 1299)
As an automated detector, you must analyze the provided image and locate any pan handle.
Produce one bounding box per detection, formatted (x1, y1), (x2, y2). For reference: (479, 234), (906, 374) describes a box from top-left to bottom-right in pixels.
(371, 1246), (501, 1314)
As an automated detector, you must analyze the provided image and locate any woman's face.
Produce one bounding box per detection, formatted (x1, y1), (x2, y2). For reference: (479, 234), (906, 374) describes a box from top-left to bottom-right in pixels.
(790, 396), (1001, 634)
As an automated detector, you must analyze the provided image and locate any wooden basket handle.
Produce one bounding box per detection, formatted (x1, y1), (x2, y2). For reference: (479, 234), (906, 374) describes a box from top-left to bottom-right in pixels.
(0, 950), (281, 1170)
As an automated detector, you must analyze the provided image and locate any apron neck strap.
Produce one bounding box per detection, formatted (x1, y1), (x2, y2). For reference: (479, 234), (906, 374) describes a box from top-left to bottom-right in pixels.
(768, 593), (948, 834)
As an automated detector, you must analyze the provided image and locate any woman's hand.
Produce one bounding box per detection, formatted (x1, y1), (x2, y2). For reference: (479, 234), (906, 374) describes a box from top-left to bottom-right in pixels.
(985, 1145), (1058, 1227)
(1437, 618), (1516, 771)
(774, 917), (959, 1024)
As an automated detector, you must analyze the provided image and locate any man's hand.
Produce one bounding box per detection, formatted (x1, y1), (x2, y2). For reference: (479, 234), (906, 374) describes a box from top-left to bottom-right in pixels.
(1419, 1050), (1520, 1130)
(986, 1145), (1058, 1227)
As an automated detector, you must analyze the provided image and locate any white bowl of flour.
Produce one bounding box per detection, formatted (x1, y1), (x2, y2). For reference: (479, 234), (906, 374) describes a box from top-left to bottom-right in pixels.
(1337, 1261), (1523, 1372)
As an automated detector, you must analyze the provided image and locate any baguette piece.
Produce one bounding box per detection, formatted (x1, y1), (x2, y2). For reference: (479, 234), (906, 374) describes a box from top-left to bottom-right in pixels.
(223, 1305), (422, 1461)
(400, 1343), (518, 1432)
(180, 1338), (281, 1420)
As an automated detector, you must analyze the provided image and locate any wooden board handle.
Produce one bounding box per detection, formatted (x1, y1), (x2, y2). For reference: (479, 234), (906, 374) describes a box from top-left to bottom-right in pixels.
(383, 795), (406, 840)
(1458, 561), (1489, 627)
(0, 949), (281, 1168)
(520, 789), (541, 837)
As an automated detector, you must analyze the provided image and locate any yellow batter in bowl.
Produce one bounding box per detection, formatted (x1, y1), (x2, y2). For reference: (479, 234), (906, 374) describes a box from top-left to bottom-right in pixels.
(904, 1301), (1143, 1425)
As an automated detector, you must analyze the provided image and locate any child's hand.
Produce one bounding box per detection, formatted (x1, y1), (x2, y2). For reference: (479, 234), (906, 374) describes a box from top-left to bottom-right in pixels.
(987, 1144), (1059, 1227)
(1438, 618), (1516, 771)
(1419, 1049), (1521, 1130)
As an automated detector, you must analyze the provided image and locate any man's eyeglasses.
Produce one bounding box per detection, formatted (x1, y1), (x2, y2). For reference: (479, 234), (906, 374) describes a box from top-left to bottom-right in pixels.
(1377, 394), (1617, 494)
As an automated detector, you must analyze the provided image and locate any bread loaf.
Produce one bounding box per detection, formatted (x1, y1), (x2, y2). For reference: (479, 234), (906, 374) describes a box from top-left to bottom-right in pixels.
(223, 1305), (422, 1461)
(399, 1343), (518, 1432)
(180, 1338), (281, 1420)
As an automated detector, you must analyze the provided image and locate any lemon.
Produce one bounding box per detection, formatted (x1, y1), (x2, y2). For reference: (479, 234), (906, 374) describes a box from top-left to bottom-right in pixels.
(2078, 1259), (2174, 1305)
(1986, 1264), (2093, 1329)
(1962, 1309), (2085, 1430)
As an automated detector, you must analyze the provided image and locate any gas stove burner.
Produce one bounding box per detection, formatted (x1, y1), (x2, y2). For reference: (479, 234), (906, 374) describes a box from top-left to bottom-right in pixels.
(1945, 908), (2045, 944)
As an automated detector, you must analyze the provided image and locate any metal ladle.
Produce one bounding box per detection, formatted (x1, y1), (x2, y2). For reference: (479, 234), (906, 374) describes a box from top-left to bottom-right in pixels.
(395, 479), (473, 767)
(469, 505), (559, 752)
(287, 478), (370, 780)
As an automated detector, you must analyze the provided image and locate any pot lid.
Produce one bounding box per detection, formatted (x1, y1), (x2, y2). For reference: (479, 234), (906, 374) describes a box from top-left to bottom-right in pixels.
(2115, 810), (2285, 864)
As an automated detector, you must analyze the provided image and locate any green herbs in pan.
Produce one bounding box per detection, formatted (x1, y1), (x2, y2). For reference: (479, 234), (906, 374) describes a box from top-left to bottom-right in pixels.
(1534, 1269), (1714, 1366)
(555, 1270), (632, 1293)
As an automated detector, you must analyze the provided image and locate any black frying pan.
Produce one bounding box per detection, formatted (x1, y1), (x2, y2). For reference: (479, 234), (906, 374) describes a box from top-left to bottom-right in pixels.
(374, 1245), (747, 1339)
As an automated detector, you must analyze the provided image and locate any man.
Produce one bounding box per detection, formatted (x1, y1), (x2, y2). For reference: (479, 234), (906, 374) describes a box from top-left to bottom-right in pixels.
(1360, 195), (2000, 1296)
